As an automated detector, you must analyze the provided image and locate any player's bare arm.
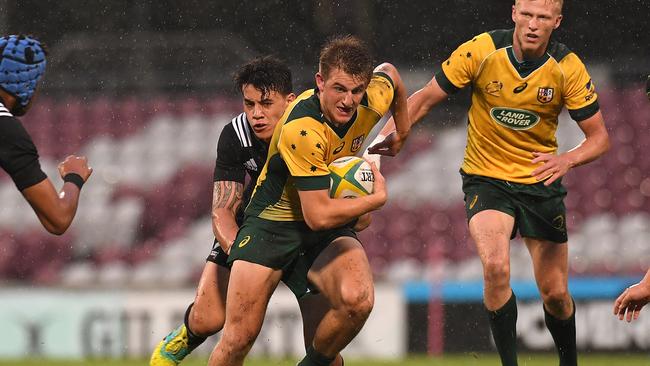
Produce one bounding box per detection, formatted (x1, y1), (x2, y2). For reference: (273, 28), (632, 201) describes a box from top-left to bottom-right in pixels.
(298, 162), (386, 231)
(21, 155), (92, 235)
(531, 110), (609, 185)
(211, 180), (243, 252)
(614, 269), (650, 322)
(408, 76), (450, 126)
(22, 179), (81, 235)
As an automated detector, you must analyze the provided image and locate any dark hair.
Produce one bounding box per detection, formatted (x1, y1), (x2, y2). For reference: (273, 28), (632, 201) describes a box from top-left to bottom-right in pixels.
(233, 56), (292, 97)
(319, 35), (373, 84)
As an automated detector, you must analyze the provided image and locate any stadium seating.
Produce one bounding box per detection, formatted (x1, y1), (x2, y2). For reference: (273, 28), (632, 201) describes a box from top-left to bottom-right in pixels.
(0, 84), (647, 287)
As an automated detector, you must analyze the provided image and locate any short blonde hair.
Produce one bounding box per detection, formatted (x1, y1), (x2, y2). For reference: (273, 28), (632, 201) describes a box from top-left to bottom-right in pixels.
(515, 0), (564, 13)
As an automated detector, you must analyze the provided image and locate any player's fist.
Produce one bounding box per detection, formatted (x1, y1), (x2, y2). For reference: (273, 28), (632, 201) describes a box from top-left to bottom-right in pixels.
(367, 131), (406, 157)
(58, 155), (93, 182)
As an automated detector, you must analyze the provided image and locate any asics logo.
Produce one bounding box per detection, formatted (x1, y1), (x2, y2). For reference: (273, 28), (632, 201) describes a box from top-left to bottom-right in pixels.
(552, 215), (565, 231)
(513, 82), (528, 94)
(333, 141), (345, 154)
(238, 235), (251, 248)
(469, 194), (479, 210)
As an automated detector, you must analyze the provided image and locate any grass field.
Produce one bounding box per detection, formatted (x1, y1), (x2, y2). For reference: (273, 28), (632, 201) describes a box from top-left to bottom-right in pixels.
(2, 354), (649, 366)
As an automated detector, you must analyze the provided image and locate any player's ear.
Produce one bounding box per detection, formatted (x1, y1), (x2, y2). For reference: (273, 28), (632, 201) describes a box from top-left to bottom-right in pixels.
(553, 14), (563, 29)
(0, 89), (17, 111)
(315, 72), (325, 92)
(286, 93), (296, 103)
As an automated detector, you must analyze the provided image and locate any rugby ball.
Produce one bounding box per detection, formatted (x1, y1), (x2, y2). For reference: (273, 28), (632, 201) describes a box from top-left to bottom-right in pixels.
(328, 156), (374, 198)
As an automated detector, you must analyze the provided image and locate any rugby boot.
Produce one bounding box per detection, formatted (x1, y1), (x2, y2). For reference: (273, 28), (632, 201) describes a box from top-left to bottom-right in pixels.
(150, 324), (191, 366)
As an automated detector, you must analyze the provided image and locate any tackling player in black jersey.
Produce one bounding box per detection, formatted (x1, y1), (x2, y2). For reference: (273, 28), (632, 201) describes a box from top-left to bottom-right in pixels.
(0, 35), (91, 235)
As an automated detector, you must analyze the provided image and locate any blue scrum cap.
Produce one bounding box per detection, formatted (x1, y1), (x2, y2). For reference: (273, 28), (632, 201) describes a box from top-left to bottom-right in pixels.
(0, 35), (47, 107)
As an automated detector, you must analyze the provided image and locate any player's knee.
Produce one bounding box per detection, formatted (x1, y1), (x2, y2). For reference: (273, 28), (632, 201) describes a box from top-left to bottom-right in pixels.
(482, 257), (510, 284)
(540, 286), (570, 308)
(219, 326), (258, 353)
(338, 283), (374, 322)
(188, 307), (224, 336)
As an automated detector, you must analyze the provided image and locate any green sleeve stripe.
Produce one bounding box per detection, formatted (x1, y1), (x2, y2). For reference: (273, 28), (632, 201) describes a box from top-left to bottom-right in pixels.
(570, 100), (600, 122)
(294, 175), (330, 191)
(435, 70), (460, 94)
(373, 71), (394, 89)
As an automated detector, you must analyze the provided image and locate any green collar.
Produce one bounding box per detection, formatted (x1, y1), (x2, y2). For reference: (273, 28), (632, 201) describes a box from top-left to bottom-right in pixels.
(506, 46), (550, 79)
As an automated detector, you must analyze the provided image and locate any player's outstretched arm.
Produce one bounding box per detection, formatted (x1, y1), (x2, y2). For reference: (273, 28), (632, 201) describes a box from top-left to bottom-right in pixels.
(211, 180), (243, 253)
(614, 269), (650, 322)
(408, 75), (450, 127)
(531, 110), (609, 186)
(21, 155), (92, 235)
(298, 162), (386, 231)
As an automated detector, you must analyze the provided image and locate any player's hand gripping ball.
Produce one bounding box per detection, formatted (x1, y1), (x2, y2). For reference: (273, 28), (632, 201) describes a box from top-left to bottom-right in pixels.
(328, 156), (374, 198)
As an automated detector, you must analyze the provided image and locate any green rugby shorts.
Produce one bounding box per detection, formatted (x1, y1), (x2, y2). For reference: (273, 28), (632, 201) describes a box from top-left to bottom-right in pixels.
(461, 171), (568, 243)
(228, 215), (358, 298)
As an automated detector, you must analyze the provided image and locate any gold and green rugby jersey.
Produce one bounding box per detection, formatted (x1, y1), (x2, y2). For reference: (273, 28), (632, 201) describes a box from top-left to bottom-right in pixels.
(436, 29), (599, 184)
(245, 72), (395, 221)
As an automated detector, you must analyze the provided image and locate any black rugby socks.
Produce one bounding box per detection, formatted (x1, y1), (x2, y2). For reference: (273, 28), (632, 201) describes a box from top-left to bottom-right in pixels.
(183, 303), (207, 351)
(486, 292), (519, 366)
(296, 345), (336, 366)
(544, 299), (577, 366)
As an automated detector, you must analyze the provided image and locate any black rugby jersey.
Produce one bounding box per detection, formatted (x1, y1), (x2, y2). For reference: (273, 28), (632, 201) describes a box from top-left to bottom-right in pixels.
(0, 102), (47, 191)
(213, 112), (268, 225)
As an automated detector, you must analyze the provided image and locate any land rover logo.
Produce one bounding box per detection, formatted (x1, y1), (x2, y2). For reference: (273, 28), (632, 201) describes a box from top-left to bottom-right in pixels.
(490, 107), (540, 130)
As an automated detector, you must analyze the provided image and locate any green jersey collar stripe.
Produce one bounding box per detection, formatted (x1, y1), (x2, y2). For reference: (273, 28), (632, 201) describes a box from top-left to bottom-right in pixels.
(506, 46), (550, 79)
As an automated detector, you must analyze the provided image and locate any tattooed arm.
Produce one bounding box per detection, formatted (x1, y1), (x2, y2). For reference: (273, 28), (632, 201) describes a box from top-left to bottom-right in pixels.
(211, 180), (244, 253)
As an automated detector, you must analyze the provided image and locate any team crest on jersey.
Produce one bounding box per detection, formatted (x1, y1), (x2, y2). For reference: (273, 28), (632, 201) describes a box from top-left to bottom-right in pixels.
(485, 81), (503, 97)
(351, 135), (365, 152)
(537, 87), (554, 103)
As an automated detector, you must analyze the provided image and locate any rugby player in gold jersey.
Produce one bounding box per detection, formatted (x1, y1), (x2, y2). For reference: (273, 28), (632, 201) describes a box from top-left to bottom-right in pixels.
(372, 1), (609, 365)
(208, 36), (410, 366)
